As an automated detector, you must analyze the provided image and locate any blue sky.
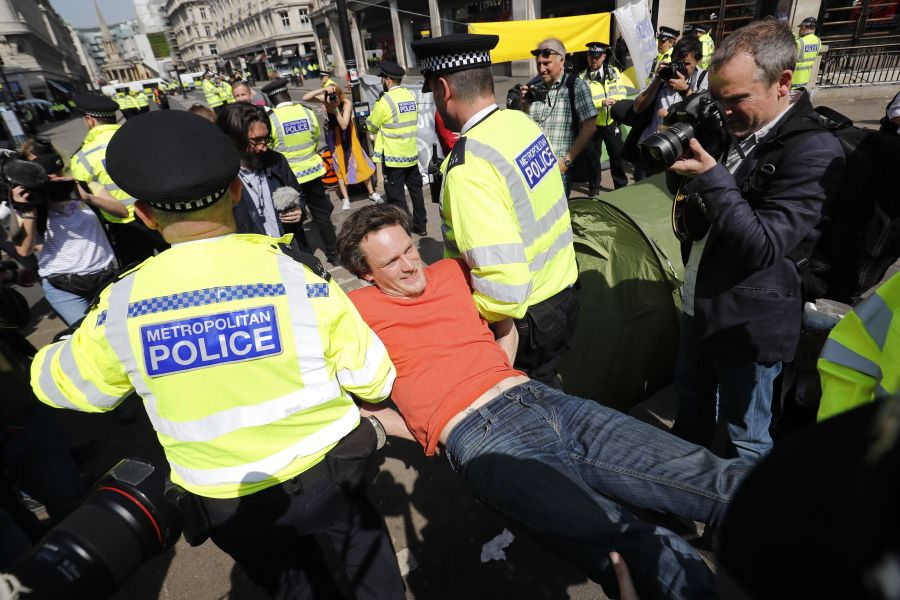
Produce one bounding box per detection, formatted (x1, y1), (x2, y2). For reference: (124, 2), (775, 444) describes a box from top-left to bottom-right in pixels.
(49, 0), (136, 29)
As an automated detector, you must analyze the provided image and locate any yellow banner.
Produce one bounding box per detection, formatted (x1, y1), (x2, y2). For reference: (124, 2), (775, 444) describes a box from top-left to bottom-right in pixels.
(469, 13), (612, 64)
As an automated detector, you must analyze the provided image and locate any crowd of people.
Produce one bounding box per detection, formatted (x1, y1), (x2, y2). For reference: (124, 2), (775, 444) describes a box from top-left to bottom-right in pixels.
(0, 13), (898, 600)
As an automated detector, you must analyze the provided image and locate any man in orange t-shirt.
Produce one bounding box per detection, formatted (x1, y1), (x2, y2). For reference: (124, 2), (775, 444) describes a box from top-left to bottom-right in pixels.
(338, 205), (750, 600)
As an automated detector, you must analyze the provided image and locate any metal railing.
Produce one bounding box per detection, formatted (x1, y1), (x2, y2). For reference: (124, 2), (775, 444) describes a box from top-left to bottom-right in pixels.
(817, 42), (900, 87)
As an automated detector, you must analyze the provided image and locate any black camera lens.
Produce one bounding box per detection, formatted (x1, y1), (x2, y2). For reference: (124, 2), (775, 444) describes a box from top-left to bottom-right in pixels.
(638, 122), (697, 173)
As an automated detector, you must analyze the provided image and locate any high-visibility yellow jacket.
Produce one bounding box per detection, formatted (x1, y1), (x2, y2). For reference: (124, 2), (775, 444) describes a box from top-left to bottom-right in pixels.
(69, 124), (135, 223)
(203, 78), (223, 108)
(31, 234), (396, 499)
(114, 92), (130, 111)
(698, 33), (715, 70)
(818, 272), (900, 421)
(646, 48), (673, 86)
(793, 33), (821, 88)
(579, 66), (627, 127)
(269, 102), (326, 183)
(439, 108), (578, 322)
(131, 91), (149, 109)
(219, 81), (235, 104)
(367, 85), (418, 168)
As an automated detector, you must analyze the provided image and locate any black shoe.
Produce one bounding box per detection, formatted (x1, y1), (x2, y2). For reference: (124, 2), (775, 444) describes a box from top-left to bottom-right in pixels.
(325, 253), (340, 266)
(413, 228), (428, 236)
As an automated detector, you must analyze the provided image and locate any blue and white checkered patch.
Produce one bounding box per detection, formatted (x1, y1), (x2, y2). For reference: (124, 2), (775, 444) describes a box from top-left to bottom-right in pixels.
(306, 283), (329, 298)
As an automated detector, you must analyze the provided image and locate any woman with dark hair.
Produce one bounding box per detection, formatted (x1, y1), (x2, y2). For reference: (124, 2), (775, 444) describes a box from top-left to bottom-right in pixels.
(303, 83), (381, 210)
(215, 103), (312, 253)
(10, 143), (125, 325)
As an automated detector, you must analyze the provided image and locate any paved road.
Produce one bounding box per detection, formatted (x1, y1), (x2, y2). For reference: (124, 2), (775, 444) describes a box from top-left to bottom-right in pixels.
(15, 84), (896, 599)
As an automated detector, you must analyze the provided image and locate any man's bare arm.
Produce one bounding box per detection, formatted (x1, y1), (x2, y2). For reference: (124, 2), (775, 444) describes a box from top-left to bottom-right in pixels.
(490, 317), (519, 365)
(359, 402), (417, 442)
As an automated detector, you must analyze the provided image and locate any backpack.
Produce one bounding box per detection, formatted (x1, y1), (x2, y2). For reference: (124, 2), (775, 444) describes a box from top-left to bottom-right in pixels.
(747, 106), (900, 305)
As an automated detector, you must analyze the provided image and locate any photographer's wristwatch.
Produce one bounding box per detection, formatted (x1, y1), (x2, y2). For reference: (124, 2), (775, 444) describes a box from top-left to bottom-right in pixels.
(563, 157), (573, 168)
(365, 415), (387, 449)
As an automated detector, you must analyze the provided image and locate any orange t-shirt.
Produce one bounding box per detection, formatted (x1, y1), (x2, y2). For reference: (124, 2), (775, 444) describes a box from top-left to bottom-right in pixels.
(349, 259), (521, 455)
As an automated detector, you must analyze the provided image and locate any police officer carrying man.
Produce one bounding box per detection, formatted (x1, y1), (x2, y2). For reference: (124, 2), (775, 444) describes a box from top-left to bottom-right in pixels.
(579, 41), (628, 192)
(793, 17), (821, 89)
(411, 33), (579, 389)
(367, 60), (427, 236)
(30, 110), (405, 600)
(69, 93), (168, 266)
(260, 78), (340, 264)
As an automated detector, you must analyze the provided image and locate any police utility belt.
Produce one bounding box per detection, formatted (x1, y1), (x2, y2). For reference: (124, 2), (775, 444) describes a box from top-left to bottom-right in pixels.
(172, 416), (384, 546)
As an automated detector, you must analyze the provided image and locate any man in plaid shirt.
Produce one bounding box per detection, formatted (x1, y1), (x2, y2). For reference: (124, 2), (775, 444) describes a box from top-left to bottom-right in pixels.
(520, 38), (597, 197)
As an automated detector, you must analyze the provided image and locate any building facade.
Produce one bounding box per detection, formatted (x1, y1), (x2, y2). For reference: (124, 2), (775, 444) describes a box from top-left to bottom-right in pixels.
(165, 0), (219, 72)
(209, 0), (315, 81)
(0, 0), (89, 102)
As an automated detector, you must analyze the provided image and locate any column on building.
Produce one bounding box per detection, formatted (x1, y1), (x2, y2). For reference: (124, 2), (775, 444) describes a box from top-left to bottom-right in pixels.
(510, 0), (540, 76)
(428, 0), (442, 37)
(347, 9), (367, 73)
(656, 0), (687, 33)
(388, 0), (406, 68)
(326, 16), (346, 76)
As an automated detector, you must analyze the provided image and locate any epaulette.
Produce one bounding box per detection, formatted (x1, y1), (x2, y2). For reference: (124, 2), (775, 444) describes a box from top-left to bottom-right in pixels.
(279, 243), (331, 281)
(445, 137), (466, 173)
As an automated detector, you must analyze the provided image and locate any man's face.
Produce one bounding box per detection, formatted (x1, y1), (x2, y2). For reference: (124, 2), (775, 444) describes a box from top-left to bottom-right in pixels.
(588, 53), (605, 70)
(241, 121), (269, 170)
(233, 85), (252, 103)
(535, 47), (564, 85)
(361, 224), (426, 298)
(710, 51), (791, 140)
(676, 52), (699, 77)
(658, 37), (674, 54)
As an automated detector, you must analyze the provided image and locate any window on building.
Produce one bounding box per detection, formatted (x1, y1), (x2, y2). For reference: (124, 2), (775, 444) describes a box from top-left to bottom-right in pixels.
(200, 7), (207, 19)
(210, 44), (218, 55)
(205, 25), (211, 37)
(298, 8), (310, 25)
(279, 10), (290, 29)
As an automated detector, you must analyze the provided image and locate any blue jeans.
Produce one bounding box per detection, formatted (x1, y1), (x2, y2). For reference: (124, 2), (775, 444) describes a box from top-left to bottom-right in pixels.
(41, 278), (90, 326)
(672, 315), (780, 460)
(445, 381), (750, 600)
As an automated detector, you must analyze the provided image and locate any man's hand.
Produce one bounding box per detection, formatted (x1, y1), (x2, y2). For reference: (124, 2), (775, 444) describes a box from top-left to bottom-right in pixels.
(610, 552), (639, 600)
(603, 98), (617, 107)
(669, 138), (717, 178)
(10, 186), (34, 218)
(278, 207), (302, 224)
(667, 69), (689, 93)
(558, 156), (569, 174)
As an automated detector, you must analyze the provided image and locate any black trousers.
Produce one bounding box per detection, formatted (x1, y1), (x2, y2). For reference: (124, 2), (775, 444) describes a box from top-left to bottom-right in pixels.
(199, 463), (405, 600)
(105, 219), (169, 267)
(383, 165), (427, 233)
(298, 177), (338, 259)
(588, 124), (628, 190)
(513, 285), (580, 390)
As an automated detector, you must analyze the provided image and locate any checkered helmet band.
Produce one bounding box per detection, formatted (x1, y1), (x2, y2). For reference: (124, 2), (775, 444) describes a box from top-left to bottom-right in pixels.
(266, 85), (288, 96)
(147, 185), (229, 213)
(421, 50), (492, 75)
(84, 110), (117, 119)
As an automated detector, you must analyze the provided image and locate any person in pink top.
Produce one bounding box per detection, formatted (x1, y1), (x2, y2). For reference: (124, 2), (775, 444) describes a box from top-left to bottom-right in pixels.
(338, 204), (750, 600)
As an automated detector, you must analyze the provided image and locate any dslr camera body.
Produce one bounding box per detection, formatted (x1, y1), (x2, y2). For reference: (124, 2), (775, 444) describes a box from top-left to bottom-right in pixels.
(658, 60), (689, 82)
(638, 90), (731, 173)
(0, 150), (78, 212)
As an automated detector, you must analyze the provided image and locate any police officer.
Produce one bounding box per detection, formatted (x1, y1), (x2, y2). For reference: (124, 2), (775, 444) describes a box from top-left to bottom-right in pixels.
(319, 69), (337, 91)
(793, 17), (821, 89)
(817, 271), (900, 421)
(30, 110), (405, 600)
(114, 87), (132, 119)
(131, 88), (149, 114)
(367, 60), (427, 235)
(647, 26), (680, 85)
(202, 71), (225, 116)
(217, 74), (235, 106)
(260, 78), (340, 264)
(579, 41), (627, 192)
(69, 93), (168, 265)
(685, 24), (716, 69)
(411, 33), (579, 388)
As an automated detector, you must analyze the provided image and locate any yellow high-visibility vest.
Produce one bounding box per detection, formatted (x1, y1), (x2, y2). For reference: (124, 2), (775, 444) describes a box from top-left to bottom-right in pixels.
(269, 102), (326, 183)
(69, 124), (135, 223)
(367, 85), (418, 168)
(439, 108), (578, 322)
(580, 66), (627, 127)
(793, 33), (821, 88)
(31, 234), (396, 498)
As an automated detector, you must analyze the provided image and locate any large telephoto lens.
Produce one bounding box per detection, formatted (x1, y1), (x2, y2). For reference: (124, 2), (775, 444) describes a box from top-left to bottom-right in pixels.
(9, 459), (182, 599)
(638, 122), (697, 173)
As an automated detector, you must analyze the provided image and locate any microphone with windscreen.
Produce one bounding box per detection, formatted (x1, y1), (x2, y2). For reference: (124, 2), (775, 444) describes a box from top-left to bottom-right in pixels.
(272, 186), (302, 215)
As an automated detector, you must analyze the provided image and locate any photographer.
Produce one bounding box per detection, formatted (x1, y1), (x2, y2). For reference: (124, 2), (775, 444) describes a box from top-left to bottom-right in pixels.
(519, 38), (596, 197)
(9, 152), (125, 326)
(664, 20), (845, 460)
(632, 36), (709, 180)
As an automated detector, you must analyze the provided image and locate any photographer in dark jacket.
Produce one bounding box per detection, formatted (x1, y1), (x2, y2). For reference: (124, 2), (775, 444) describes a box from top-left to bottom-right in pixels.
(216, 103), (312, 254)
(666, 20), (845, 460)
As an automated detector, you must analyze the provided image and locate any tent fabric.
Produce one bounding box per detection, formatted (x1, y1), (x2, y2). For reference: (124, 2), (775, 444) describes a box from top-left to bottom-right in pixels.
(558, 174), (684, 412)
(468, 13), (611, 64)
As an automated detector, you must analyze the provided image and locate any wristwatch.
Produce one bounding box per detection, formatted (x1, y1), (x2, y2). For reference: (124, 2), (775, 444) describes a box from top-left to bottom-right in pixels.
(564, 157), (573, 168)
(365, 415), (387, 449)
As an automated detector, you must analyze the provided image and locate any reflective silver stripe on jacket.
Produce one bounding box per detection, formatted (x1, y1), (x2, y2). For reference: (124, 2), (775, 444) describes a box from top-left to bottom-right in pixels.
(854, 292), (892, 350)
(471, 273), (532, 304)
(280, 139), (318, 153)
(37, 344), (84, 411)
(382, 121), (414, 130)
(462, 242), (527, 267)
(529, 226), (573, 272)
(381, 129), (417, 139)
(464, 138), (569, 247)
(383, 92), (399, 122)
(269, 111), (285, 150)
(820, 338), (882, 380)
(74, 151), (94, 178)
(57, 341), (123, 408)
(102, 268), (346, 447)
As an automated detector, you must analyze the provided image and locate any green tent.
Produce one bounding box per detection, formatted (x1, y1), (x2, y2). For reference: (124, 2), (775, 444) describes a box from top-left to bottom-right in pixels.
(558, 175), (684, 412)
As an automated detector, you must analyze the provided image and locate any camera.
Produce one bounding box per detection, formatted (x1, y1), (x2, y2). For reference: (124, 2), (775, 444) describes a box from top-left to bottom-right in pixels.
(327, 92), (338, 104)
(523, 84), (548, 104)
(638, 90), (731, 173)
(659, 61), (689, 82)
(6, 459), (184, 599)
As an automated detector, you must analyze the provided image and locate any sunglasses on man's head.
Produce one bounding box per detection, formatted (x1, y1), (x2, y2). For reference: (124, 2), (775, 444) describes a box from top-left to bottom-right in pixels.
(531, 48), (562, 58)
